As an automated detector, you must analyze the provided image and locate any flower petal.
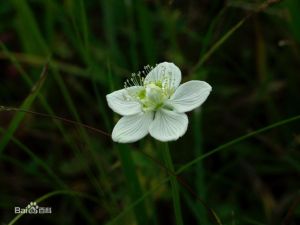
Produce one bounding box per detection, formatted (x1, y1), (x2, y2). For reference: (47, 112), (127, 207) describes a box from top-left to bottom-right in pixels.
(106, 87), (143, 116)
(144, 62), (181, 90)
(149, 109), (188, 142)
(112, 112), (154, 143)
(167, 80), (212, 113)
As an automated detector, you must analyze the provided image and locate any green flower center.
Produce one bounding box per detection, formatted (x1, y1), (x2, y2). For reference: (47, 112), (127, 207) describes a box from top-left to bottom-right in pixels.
(124, 65), (176, 112)
(137, 82), (170, 112)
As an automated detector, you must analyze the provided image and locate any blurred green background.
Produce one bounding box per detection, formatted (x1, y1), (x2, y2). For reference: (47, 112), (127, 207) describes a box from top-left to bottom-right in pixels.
(0, 0), (299, 224)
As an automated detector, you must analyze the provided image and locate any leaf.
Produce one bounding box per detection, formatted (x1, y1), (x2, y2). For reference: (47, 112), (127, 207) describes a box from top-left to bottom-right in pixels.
(0, 64), (48, 154)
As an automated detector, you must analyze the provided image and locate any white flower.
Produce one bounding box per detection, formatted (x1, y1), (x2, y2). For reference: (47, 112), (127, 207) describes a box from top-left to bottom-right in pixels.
(106, 62), (212, 143)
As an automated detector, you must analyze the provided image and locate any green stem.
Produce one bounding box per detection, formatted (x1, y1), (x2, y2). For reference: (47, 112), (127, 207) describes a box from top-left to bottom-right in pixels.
(117, 144), (148, 225)
(193, 111), (208, 224)
(162, 143), (184, 225)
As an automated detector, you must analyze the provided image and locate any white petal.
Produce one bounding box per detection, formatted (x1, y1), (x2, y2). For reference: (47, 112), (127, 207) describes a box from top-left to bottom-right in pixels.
(106, 87), (143, 116)
(167, 80), (212, 113)
(112, 112), (154, 143)
(144, 62), (181, 90)
(149, 109), (188, 142)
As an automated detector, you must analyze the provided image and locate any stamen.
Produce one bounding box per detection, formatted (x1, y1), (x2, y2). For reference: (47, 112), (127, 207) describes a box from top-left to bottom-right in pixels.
(124, 70), (147, 89)
(161, 69), (175, 96)
(124, 65), (155, 89)
(160, 66), (166, 78)
(143, 65), (153, 75)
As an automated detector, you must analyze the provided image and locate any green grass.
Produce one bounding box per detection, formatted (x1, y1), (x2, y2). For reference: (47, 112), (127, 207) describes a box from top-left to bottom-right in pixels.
(1, 0), (300, 224)
(161, 142), (184, 225)
(0, 64), (47, 153)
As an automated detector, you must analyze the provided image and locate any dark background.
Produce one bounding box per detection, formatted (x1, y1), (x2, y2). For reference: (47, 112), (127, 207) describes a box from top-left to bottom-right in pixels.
(0, 0), (299, 224)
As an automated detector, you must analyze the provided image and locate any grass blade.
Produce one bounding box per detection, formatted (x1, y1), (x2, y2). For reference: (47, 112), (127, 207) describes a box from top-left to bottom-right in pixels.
(177, 114), (300, 175)
(0, 65), (48, 154)
(161, 143), (184, 225)
(117, 144), (149, 225)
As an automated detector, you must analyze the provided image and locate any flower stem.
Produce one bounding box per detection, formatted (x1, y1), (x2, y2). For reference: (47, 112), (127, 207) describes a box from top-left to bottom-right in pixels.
(162, 143), (184, 225)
